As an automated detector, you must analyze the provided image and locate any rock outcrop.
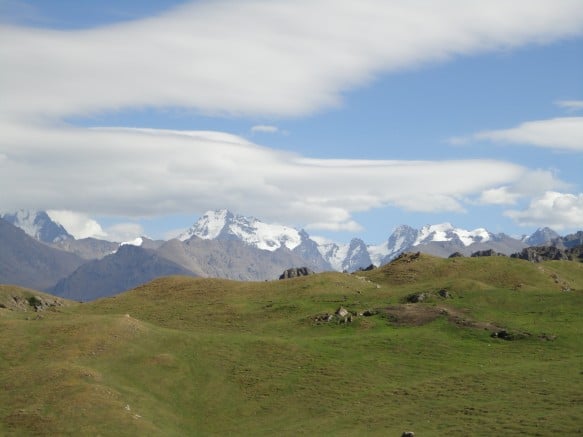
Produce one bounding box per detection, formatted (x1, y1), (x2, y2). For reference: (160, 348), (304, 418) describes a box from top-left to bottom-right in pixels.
(471, 249), (507, 257)
(278, 267), (315, 280)
(510, 245), (583, 262)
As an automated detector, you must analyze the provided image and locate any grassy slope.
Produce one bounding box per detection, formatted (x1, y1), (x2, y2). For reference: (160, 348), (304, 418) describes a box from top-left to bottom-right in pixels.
(1, 255), (582, 436)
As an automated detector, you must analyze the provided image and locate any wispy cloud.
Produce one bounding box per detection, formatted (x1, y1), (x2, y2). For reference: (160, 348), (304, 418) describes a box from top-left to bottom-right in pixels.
(251, 125), (280, 134)
(452, 117), (583, 151)
(555, 100), (583, 112)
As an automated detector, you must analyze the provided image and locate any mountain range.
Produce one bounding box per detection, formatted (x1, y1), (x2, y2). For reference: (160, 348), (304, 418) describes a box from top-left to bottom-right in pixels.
(1, 208), (581, 301)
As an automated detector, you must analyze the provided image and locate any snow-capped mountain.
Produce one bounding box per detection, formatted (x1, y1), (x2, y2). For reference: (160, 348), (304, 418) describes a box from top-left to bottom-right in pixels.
(414, 223), (492, 246)
(179, 209), (303, 252)
(522, 227), (560, 246)
(1, 210), (72, 243)
(366, 223), (496, 266)
(368, 224), (418, 265)
(317, 238), (372, 272)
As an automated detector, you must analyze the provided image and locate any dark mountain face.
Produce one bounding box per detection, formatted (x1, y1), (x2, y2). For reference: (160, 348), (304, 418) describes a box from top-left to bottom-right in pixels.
(292, 230), (332, 272)
(49, 245), (196, 301)
(0, 218), (84, 290)
(552, 231), (583, 249)
(51, 237), (119, 260)
(158, 236), (327, 281)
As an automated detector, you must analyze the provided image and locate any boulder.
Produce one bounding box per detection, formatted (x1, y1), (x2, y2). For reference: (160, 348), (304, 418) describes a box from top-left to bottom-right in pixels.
(437, 289), (451, 299)
(358, 264), (376, 271)
(405, 292), (427, 303)
(471, 249), (506, 257)
(278, 267), (315, 280)
(510, 246), (571, 262)
(335, 307), (349, 317)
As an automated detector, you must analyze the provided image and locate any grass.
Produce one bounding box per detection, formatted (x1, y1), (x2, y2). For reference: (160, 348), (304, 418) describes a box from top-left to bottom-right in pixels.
(1, 254), (582, 435)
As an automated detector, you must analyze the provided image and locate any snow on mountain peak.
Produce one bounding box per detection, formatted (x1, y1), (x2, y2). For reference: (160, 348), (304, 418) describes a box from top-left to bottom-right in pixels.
(414, 223), (491, 247)
(120, 237), (144, 247)
(1, 209), (72, 243)
(179, 209), (231, 241)
(179, 209), (302, 252)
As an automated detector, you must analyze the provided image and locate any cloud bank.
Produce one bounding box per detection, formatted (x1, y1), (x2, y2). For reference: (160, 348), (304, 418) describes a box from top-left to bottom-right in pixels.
(2, 0), (583, 119)
(1, 125), (527, 231)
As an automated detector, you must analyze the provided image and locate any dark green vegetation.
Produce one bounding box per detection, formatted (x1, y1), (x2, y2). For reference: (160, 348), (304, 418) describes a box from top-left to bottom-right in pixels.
(1, 254), (582, 435)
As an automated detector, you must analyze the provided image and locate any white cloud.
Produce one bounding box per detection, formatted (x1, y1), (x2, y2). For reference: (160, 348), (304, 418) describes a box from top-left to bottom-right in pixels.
(505, 191), (583, 229)
(1, 1), (582, 120)
(555, 100), (583, 112)
(471, 117), (583, 151)
(105, 223), (145, 242)
(1, 125), (527, 232)
(251, 125), (279, 134)
(479, 187), (520, 205)
(46, 210), (144, 241)
(46, 210), (106, 239)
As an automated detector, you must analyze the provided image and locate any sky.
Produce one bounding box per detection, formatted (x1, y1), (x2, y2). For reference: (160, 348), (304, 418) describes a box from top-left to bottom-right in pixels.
(1, 0), (582, 244)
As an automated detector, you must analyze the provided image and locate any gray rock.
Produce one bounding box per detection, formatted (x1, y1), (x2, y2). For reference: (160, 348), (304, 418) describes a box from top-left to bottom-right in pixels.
(279, 267), (315, 280)
(406, 292), (427, 303)
(471, 249), (506, 257)
(335, 307), (349, 317)
(437, 289), (451, 299)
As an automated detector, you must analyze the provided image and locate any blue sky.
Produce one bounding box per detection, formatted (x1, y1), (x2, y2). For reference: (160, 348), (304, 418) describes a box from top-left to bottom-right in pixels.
(1, 0), (582, 243)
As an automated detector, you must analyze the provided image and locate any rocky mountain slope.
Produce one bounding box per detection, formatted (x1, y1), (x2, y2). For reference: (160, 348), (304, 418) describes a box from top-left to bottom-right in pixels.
(49, 245), (196, 301)
(0, 218), (85, 290)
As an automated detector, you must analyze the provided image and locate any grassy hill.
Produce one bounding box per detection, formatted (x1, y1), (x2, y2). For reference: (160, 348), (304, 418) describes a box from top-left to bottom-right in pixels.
(1, 254), (582, 435)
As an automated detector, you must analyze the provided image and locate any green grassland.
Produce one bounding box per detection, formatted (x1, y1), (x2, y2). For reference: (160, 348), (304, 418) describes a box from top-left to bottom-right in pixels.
(1, 254), (582, 435)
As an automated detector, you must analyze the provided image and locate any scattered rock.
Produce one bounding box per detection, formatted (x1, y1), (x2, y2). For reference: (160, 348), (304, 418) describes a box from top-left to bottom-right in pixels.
(538, 333), (557, 341)
(361, 309), (378, 317)
(405, 292), (428, 303)
(26, 296), (63, 312)
(335, 307), (349, 318)
(437, 289), (451, 299)
(313, 310), (354, 325)
(395, 252), (421, 263)
(490, 329), (530, 341)
(449, 252), (464, 258)
(278, 267), (315, 280)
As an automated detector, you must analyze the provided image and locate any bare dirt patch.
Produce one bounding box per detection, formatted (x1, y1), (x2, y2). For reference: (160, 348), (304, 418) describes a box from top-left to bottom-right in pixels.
(383, 304), (500, 332)
(384, 304), (442, 326)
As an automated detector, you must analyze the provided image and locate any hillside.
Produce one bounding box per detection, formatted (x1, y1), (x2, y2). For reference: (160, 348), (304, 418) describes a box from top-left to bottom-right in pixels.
(1, 255), (582, 435)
